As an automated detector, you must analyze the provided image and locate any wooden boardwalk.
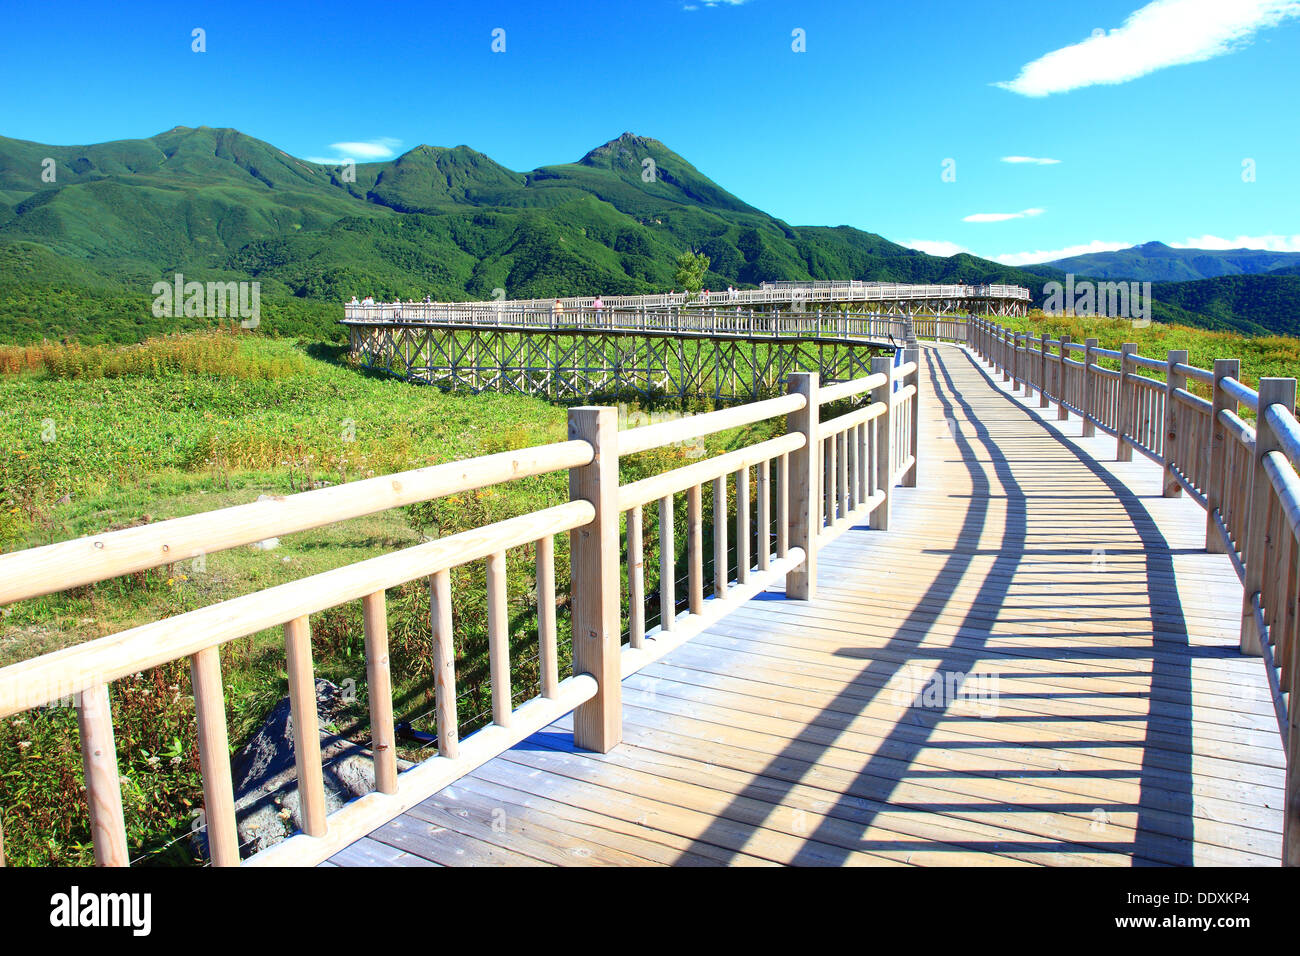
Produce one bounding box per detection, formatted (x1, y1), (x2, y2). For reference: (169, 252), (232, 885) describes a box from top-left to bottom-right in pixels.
(334, 341), (1279, 866)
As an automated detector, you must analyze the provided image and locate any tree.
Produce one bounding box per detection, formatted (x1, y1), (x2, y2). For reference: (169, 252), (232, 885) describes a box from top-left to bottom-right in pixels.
(673, 250), (710, 298)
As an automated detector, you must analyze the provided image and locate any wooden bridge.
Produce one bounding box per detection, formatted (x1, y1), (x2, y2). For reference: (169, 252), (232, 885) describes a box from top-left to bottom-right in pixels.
(343, 298), (978, 401)
(0, 318), (1295, 867)
(348, 280), (1033, 321)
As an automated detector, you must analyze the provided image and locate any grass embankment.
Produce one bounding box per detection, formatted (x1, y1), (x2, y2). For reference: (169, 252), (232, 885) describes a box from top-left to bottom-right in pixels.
(996, 311), (1300, 396)
(0, 330), (781, 865)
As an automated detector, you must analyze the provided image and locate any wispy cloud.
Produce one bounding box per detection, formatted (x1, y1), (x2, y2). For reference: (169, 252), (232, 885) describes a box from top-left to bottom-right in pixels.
(997, 0), (1300, 97)
(684, 0), (749, 8)
(1172, 233), (1300, 251)
(905, 240), (972, 258)
(994, 240), (1132, 266)
(306, 137), (403, 165)
(963, 208), (1045, 223)
(1001, 156), (1061, 165)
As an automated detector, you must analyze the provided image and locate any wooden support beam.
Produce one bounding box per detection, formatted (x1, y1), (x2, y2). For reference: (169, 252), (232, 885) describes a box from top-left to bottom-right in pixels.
(1240, 378), (1297, 655)
(190, 646), (240, 865)
(284, 615), (327, 837)
(785, 372), (818, 599)
(1057, 335), (1071, 420)
(1206, 359), (1241, 554)
(429, 568), (459, 757)
(1081, 338), (1098, 438)
(627, 506), (645, 646)
(658, 496), (676, 631)
(486, 550), (511, 727)
(536, 536), (559, 696)
(871, 355), (893, 531)
(1162, 350), (1189, 497)
(77, 683), (130, 867)
(567, 406), (621, 753)
(1116, 344), (1137, 461)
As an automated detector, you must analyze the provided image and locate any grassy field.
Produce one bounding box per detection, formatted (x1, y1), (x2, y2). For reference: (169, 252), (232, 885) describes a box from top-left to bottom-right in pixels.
(0, 329), (783, 866)
(996, 311), (1300, 395)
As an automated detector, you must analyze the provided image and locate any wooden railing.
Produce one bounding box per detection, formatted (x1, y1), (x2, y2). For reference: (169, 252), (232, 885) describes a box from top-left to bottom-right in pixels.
(343, 303), (913, 344)
(360, 281), (1031, 317)
(0, 352), (920, 867)
(968, 317), (1300, 866)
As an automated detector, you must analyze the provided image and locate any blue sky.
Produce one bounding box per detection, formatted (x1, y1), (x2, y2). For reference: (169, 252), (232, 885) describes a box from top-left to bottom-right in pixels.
(3, 0), (1299, 264)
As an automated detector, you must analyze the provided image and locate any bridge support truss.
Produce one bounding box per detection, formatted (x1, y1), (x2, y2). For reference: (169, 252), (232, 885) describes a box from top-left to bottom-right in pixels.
(347, 325), (882, 402)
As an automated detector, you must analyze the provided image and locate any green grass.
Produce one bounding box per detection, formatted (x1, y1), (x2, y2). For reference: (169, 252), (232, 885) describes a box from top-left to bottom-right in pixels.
(993, 311), (1300, 394)
(0, 329), (784, 866)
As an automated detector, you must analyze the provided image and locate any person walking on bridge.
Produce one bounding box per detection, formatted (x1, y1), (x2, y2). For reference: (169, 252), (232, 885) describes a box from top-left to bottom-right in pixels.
(592, 295), (605, 327)
(552, 298), (565, 327)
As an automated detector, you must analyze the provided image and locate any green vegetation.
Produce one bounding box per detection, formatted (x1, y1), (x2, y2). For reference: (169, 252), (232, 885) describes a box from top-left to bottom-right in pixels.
(673, 250), (711, 295)
(0, 331), (785, 866)
(995, 311), (1300, 395)
(3, 127), (1295, 343)
(1033, 240), (1300, 283)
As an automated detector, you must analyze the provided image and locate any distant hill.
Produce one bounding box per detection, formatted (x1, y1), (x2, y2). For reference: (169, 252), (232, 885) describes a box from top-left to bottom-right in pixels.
(1151, 274), (1300, 337)
(1035, 240), (1300, 282)
(0, 126), (1051, 290)
(0, 126), (1293, 342)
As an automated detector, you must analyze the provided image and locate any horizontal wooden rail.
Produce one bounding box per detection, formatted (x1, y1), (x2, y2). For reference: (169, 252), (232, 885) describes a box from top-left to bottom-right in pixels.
(818, 372), (887, 404)
(0, 501), (595, 718)
(618, 433), (805, 511)
(0, 441), (594, 606)
(619, 392), (805, 456)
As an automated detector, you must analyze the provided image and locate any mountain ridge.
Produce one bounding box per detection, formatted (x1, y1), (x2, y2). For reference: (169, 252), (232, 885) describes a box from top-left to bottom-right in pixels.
(1034, 240), (1300, 282)
(0, 126), (1294, 341)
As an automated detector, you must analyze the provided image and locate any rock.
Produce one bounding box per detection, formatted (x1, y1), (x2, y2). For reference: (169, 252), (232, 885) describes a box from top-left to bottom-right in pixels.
(193, 678), (413, 861)
(56, 494), (72, 505)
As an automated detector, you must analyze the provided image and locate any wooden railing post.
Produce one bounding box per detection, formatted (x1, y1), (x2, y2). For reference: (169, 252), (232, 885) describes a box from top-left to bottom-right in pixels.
(190, 647), (240, 865)
(568, 406), (621, 752)
(284, 615), (327, 837)
(1205, 358), (1241, 553)
(77, 683), (130, 867)
(903, 346), (919, 488)
(1081, 338), (1098, 437)
(1162, 350), (1189, 497)
(1057, 335), (1071, 420)
(1239, 378), (1297, 656)
(1001, 328), (1011, 382)
(1116, 343), (1137, 461)
(1012, 333), (1022, 390)
(785, 372), (819, 600)
(871, 355), (894, 531)
(1039, 335), (1049, 408)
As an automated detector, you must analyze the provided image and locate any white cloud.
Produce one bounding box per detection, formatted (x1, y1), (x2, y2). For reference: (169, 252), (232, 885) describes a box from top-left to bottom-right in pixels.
(993, 240), (1133, 266)
(963, 208), (1045, 223)
(1001, 156), (1061, 165)
(997, 0), (1300, 97)
(1172, 233), (1300, 251)
(905, 240), (973, 258)
(307, 137), (403, 165)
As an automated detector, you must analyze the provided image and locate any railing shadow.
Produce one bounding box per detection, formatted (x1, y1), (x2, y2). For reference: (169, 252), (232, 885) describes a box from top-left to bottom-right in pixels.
(653, 343), (1196, 865)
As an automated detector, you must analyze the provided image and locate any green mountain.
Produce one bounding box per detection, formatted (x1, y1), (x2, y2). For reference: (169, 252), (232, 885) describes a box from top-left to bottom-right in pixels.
(1151, 274), (1300, 336)
(0, 126), (1291, 342)
(1037, 240), (1300, 282)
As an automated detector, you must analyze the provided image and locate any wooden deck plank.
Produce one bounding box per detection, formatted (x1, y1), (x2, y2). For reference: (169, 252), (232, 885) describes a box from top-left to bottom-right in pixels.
(331, 342), (1284, 867)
